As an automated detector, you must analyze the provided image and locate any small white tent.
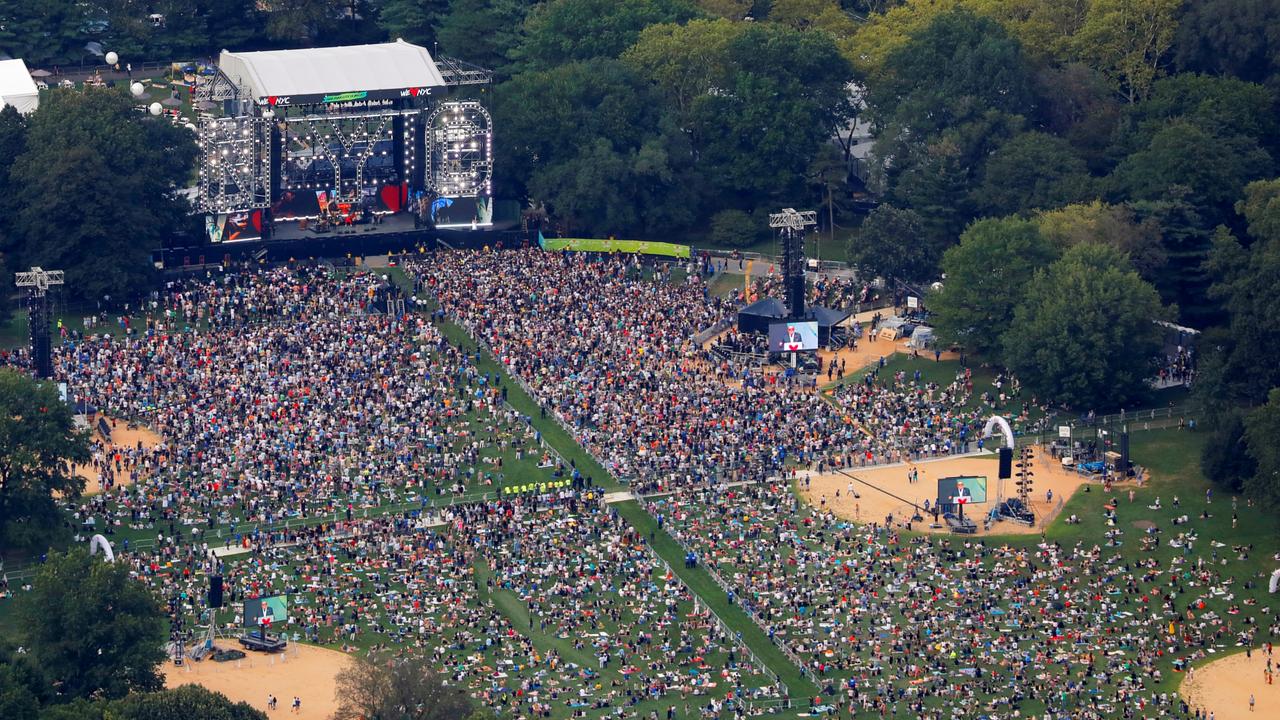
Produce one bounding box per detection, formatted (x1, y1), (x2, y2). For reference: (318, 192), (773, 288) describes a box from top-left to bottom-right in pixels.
(0, 58), (40, 114)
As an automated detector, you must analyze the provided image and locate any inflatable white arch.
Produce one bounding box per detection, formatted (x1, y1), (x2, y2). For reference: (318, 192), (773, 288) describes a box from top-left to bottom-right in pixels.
(89, 534), (115, 563)
(982, 416), (1015, 448)
(1269, 568), (1280, 594)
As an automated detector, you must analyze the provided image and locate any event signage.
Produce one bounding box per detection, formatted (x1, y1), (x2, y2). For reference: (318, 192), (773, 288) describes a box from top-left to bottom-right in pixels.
(538, 235), (692, 259)
(324, 91), (367, 103)
(1059, 425), (1071, 438)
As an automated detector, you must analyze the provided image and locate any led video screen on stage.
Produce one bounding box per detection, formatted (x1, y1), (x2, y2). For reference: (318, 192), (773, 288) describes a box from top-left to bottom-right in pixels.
(243, 594), (288, 628)
(206, 211), (263, 243)
(430, 195), (493, 228)
(768, 321), (819, 352)
(937, 476), (987, 505)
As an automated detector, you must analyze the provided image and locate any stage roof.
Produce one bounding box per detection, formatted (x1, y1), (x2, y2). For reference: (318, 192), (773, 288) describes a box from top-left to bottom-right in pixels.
(0, 59), (39, 114)
(219, 40), (446, 103)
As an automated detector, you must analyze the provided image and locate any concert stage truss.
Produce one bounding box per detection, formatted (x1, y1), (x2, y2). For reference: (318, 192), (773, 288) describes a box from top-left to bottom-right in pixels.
(197, 116), (271, 214)
(426, 101), (493, 197)
(281, 110), (410, 193)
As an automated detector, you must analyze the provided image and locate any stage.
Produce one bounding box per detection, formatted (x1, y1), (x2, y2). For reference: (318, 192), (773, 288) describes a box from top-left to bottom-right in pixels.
(270, 212), (421, 242)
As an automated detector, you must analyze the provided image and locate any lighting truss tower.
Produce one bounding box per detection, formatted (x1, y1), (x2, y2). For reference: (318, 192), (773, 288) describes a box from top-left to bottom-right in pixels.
(197, 115), (272, 214)
(768, 208), (817, 318)
(425, 101), (493, 197)
(14, 267), (64, 378)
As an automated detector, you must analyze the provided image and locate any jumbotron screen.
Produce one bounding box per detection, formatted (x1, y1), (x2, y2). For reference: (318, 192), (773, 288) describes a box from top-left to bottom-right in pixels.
(768, 321), (819, 352)
(937, 476), (987, 505)
(243, 594), (288, 628)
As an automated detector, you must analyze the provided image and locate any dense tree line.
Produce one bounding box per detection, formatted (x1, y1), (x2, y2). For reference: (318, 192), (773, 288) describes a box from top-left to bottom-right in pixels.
(0, 90), (196, 309)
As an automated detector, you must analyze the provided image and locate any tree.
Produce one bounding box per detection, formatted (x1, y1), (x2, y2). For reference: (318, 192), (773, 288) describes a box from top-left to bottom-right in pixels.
(1235, 177), (1280, 243)
(1200, 410), (1256, 493)
(1035, 63), (1122, 173)
(1196, 187), (1280, 407)
(1243, 388), (1280, 508)
(622, 19), (741, 120)
(974, 131), (1094, 217)
(846, 205), (932, 281)
(333, 653), (473, 720)
(517, 0), (699, 70)
(110, 686), (266, 720)
(17, 550), (166, 700)
(436, 0), (531, 78)
(1107, 119), (1272, 229)
(262, 0), (345, 43)
(710, 209), (761, 248)
(1002, 243), (1166, 409)
(374, 0), (451, 47)
(1174, 0), (1280, 84)
(696, 0), (753, 19)
(930, 216), (1057, 356)
(1034, 201), (1165, 280)
(1072, 0), (1181, 104)
(0, 369), (91, 549)
(868, 8), (1038, 136)
(7, 89), (196, 304)
(0, 0), (91, 66)
(0, 664), (39, 720)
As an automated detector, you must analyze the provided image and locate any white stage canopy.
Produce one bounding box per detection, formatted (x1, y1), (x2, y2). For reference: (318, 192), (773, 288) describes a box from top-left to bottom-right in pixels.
(219, 39), (447, 106)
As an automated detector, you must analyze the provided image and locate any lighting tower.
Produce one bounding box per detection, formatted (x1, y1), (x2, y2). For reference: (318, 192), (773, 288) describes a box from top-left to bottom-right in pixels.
(14, 267), (63, 378)
(768, 208), (817, 319)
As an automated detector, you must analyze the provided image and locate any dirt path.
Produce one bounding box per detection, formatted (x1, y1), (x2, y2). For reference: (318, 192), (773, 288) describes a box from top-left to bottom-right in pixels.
(164, 643), (353, 720)
(797, 447), (1118, 535)
(1181, 649), (1279, 720)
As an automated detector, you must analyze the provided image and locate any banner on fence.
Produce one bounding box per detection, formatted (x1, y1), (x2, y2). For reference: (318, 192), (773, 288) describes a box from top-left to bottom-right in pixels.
(538, 234), (691, 259)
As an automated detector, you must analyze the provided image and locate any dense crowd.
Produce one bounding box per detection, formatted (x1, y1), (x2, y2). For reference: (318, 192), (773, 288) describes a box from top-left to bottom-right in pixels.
(128, 492), (783, 717)
(55, 266), (545, 542)
(412, 250), (990, 493)
(649, 480), (1275, 719)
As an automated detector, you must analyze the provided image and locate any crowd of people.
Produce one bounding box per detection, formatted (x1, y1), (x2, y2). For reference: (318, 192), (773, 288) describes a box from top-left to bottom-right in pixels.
(129, 491), (783, 717)
(0, 255), (1263, 720)
(648, 479), (1275, 719)
(412, 250), (1002, 494)
(55, 266), (549, 544)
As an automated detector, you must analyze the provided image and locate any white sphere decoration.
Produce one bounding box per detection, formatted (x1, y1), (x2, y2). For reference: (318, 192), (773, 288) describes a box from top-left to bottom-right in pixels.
(184, 123), (197, 131)
(149, 102), (162, 116)
(130, 82), (144, 97)
(105, 51), (118, 66)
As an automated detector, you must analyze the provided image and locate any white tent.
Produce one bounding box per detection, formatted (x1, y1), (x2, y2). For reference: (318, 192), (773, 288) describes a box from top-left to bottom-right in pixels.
(218, 39), (446, 104)
(0, 58), (40, 114)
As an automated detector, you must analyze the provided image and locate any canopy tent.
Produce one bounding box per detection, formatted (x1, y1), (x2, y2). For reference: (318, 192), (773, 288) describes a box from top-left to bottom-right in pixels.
(736, 299), (852, 346)
(0, 59), (39, 114)
(218, 40), (446, 105)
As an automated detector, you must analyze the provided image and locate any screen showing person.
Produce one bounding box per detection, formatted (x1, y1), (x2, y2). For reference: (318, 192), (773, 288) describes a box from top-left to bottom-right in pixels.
(937, 476), (987, 505)
(243, 595), (289, 628)
(768, 321), (819, 352)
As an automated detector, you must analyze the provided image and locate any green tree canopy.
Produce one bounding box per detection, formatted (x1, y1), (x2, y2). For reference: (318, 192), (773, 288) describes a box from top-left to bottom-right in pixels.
(1174, 0), (1280, 84)
(709, 209), (761, 248)
(0, 0), (91, 66)
(110, 685), (266, 720)
(1107, 119), (1272, 228)
(930, 216), (1058, 357)
(868, 8), (1038, 135)
(7, 89), (193, 303)
(974, 131), (1094, 217)
(1072, 0), (1181, 104)
(437, 0), (531, 78)
(1243, 388), (1280, 508)
(845, 204), (932, 281)
(0, 369), (91, 549)
(1034, 201), (1165, 280)
(517, 0), (700, 70)
(17, 550), (166, 700)
(374, 0), (450, 47)
(1002, 243), (1166, 409)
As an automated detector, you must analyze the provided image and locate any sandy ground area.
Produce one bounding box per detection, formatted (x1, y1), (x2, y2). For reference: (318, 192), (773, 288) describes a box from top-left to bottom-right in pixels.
(164, 643), (353, 720)
(73, 418), (163, 494)
(816, 328), (959, 381)
(797, 447), (1117, 535)
(1180, 649), (1280, 720)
